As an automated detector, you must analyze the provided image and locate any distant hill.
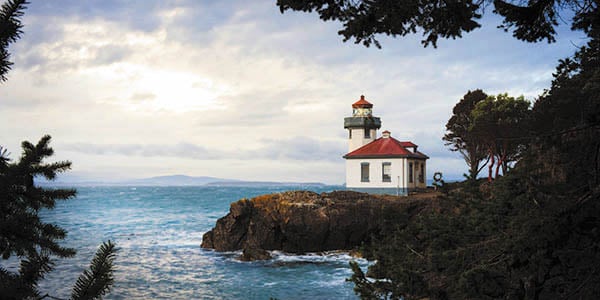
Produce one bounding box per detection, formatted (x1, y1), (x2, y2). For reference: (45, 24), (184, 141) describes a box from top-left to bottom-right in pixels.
(36, 174), (327, 187)
(206, 181), (326, 187)
(126, 175), (231, 186)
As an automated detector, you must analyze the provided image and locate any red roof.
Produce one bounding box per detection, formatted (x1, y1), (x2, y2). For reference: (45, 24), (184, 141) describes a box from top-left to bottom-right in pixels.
(352, 95), (373, 108)
(399, 141), (417, 148)
(344, 136), (428, 159)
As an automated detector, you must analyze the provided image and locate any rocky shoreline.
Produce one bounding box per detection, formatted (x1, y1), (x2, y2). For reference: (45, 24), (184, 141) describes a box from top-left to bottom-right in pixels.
(201, 190), (439, 260)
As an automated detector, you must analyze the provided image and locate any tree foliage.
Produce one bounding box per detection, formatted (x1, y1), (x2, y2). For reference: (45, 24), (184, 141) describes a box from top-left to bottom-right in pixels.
(1, 3), (118, 298)
(276, 0), (597, 48)
(347, 10), (600, 300)
(444, 91), (530, 182)
(443, 89), (490, 181)
(71, 241), (118, 300)
(0, 135), (77, 299)
(470, 93), (530, 181)
(0, 136), (118, 300)
(0, 0), (27, 82)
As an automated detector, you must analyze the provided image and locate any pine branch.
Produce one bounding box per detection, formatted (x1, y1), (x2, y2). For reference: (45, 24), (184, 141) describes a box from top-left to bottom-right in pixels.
(19, 254), (54, 292)
(0, 145), (10, 165)
(1, 136), (77, 260)
(31, 160), (73, 180)
(1, 265), (38, 299)
(0, 0), (28, 45)
(71, 241), (118, 300)
(0, 0), (28, 82)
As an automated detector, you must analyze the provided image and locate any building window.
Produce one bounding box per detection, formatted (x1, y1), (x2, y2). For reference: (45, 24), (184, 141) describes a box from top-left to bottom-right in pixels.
(409, 162), (413, 183)
(361, 163), (369, 182)
(364, 128), (370, 138)
(349, 129), (352, 139)
(419, 163), (425, 183)
(382, 162), (391, 182)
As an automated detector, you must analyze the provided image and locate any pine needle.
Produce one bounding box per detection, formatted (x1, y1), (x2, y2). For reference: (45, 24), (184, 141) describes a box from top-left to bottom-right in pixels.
(70, 241), (118, 300)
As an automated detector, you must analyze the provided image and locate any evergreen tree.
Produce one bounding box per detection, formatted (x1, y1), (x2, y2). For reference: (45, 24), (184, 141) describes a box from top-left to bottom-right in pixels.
(0, 136), (118, 300)
(443, 89), (489, 181)
(0, 135), (76, 298)
(470, 93), (530, 181)
(1, 2), (118, 298)
(71, 241), (118, 300)
(0, 0), (27, 82)
(276, 0), (595, 48)
(347, 19), (600, 300)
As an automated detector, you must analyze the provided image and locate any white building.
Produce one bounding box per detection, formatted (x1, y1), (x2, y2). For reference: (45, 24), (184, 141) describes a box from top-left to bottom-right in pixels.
(343, 95), (429, 195)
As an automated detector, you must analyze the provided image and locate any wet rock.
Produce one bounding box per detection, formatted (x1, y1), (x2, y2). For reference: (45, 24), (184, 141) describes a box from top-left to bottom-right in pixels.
(201, 190), (438, 254)
(239, 247), (272, 261)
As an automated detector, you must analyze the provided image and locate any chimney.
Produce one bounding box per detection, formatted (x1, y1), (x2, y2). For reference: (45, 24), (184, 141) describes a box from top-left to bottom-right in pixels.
(382, 130), (391, 138)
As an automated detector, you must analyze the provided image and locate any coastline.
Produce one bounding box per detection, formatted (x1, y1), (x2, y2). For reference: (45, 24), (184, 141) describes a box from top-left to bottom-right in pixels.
(202, 190), (441, 260)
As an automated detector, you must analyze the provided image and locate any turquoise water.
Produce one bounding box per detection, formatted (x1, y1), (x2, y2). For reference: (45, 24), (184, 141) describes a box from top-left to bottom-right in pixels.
(28, 186), (366, 299)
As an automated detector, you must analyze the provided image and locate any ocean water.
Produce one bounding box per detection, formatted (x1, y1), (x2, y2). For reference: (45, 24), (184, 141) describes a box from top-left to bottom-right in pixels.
(25, 186), (367, 299)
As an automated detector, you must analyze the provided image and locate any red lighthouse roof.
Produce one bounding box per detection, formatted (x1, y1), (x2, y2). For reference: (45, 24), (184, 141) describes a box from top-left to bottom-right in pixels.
(344, 136), (429, 159)
(352, 95), (373, 108)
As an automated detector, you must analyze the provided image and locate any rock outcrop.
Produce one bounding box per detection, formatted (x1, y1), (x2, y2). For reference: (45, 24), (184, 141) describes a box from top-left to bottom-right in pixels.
(201, 190), (438, 256)
(239, 247), (272, 261)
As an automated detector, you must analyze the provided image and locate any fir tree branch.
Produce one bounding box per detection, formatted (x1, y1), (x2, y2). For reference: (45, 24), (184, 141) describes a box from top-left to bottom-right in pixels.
(0, 0), (26, 81)
(71, 241), (118, 300)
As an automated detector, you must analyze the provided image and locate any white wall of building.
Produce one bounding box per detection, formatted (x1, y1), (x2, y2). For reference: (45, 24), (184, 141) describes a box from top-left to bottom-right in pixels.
(345, 158), (427, 189)
(346, 158), (405, 188)
(348, 128), (377, 152)
(406, 158), (427, 189)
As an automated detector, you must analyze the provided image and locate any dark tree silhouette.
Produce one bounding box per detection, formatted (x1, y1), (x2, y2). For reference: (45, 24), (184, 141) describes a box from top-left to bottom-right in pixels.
(0, 136), (118, 300)
(443, 89), (489, 181)
(470, 93), (530, 181)
(276, 0), (596, 48)
(71, 241), (118, 300)
(1, 2), (118, 298)
(0, 0), (27, 82)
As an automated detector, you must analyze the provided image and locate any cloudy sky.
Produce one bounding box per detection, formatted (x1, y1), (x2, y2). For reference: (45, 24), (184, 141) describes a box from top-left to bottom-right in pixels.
(1, 1), (587, 184)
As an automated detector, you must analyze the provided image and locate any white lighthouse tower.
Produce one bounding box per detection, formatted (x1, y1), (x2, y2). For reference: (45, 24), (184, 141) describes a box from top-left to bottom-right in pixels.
(343, 95), (429, 195)
(344, 95), (382, 152)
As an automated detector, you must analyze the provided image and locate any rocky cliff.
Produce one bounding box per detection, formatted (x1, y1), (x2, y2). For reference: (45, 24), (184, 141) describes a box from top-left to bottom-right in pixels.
(201, 190), (438, 257)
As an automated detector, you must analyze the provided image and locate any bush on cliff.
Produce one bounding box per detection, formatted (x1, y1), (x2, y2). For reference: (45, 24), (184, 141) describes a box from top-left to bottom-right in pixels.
(350, 170), (600, 299)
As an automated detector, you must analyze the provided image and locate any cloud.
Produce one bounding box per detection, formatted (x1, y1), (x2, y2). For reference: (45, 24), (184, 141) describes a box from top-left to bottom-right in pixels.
(63, 142), (218, 160)
(11, 19), (156, 81)
(129, 92), (156, 102)
(254, 136), (346, 162)
(62, 135), (345, 164)
(1, 0), (584, 184)
(27, 1), (164, 32)
(94, 45), (132, 65)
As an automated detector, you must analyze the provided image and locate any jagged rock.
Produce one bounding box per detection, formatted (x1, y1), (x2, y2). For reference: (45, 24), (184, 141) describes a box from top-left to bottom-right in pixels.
(239, 247), (272, 261)
(201, 190), (438, 255)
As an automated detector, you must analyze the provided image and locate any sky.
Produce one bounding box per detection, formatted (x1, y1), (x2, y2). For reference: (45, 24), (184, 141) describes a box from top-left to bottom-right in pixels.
(1, 1), (588, 184)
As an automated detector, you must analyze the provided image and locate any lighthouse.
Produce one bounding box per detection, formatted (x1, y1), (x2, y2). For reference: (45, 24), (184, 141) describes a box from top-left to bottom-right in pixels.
(343, 95), (429, 195)
(344, 95), (382, 152)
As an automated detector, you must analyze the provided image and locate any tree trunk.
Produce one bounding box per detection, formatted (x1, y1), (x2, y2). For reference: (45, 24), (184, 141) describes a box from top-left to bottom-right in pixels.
(465, 144), (481, 181)
(496, 150), (506, 178)
(488, 149), (495, 182)
(469, 160), (479, 181)
(495, 155), (502, 178)
(501, 141), (508, 175)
